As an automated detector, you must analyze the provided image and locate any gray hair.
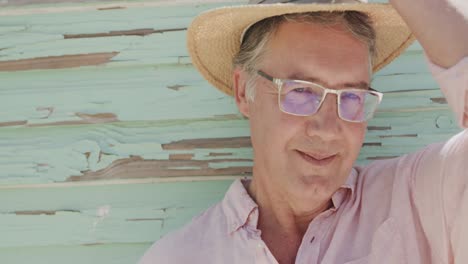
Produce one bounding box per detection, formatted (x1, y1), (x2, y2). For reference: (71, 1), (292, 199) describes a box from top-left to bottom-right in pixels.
(232, 11), (376, 101)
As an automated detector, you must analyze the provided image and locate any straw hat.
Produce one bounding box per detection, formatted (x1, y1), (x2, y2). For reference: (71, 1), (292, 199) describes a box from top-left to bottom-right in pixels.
(187, 0), (415, 96)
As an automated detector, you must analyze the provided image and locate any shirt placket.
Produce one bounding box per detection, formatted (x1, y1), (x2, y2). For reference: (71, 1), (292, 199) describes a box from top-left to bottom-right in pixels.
(243, 228), (278, 264)
(296, 211), (334, 264)
(254, 239), (279, 264)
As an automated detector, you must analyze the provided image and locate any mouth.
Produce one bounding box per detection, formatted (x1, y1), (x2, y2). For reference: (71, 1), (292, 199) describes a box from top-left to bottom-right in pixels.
(296, 150), (337, 167)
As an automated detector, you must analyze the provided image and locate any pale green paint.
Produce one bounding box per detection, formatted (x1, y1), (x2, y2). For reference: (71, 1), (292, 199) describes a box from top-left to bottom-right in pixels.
(0, 243), (149, 264)
(0, 60), (447, 126)
(0, 65), (237, 124)
(0, 0), (465, 263)
(0, 3), (240, 61)
(0, 180), (232, 247)
(0, 107), (459, 184)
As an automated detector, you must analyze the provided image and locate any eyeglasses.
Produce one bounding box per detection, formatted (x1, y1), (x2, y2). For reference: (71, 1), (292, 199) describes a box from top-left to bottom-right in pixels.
(257, 70), (383, 123)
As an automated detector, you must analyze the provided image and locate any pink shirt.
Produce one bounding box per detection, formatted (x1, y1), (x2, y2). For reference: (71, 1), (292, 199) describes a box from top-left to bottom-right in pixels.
(139, 57), (468, 264)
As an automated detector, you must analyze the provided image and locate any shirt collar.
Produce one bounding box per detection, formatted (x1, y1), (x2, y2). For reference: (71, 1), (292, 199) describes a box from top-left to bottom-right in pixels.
(221, 167), (359, 234)
(222, 178), (258, 234)
(331, 167), (358, 209)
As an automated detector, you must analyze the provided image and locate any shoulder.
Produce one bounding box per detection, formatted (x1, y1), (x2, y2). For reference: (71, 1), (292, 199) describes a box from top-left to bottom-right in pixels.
(138, 202), (227, 263)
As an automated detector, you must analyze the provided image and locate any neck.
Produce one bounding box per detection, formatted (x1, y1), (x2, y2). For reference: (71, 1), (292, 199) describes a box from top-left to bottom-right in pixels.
(246, 177), (332, 264)
(247, 176), (332, 233)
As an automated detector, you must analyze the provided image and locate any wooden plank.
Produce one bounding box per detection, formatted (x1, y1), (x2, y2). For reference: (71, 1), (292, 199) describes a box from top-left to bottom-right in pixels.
(67, 156), (252, 181)
(0, 0), (116, 7)
(0, 62), (448, 128)
(0, 1), (417, 65)
(0, 1), (245, 16)
(0, 243), (149, 264)
(64, 27), (187, 38)
(0, 52), (118, 71)
(0, 105), (461, 185)
(0, 65), (239, 126)
(0, 180), (232, 248)
(162, 137), (252, 150)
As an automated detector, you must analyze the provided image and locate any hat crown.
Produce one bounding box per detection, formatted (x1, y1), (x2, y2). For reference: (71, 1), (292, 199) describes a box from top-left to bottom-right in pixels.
(249, 0), (367, 4)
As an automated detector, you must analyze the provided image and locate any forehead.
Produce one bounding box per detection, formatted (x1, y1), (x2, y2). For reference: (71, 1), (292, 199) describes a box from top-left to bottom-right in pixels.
(268, 21), (369, 61)
(261, 21), (371, 87)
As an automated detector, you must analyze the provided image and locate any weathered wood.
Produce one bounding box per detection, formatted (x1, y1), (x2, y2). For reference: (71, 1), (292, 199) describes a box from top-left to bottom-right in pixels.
(0, 104), (460, 185)
(162, 137), (252, 150)
(0, 64), (449, 129)
(0, 0), (464, 263)
(0, 0), (117, 7)
(0, 180), (233, 248)
(64, 28), (187, 39)
(169, 153), (195, 160)
(67, 156), (253, 182)
(0, 243), (148, 264)
(0, 0), (245, 16)
(0, 52), (118, 71)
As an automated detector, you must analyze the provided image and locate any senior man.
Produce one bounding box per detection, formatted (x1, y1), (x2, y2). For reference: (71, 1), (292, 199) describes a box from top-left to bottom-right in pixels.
(140, 0), (467, 263)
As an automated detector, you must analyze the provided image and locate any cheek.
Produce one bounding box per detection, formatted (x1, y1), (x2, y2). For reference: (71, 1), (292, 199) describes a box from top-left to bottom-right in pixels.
(249, 100), (300, 152)
(345, 124), (367, 156)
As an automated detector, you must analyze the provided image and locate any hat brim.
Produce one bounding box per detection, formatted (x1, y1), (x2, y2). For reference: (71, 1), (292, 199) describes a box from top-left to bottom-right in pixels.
(187, 3), (415, 96)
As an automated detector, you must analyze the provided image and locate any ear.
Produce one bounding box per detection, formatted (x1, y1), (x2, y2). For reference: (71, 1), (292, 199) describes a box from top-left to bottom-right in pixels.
(233, 68), (251, 118)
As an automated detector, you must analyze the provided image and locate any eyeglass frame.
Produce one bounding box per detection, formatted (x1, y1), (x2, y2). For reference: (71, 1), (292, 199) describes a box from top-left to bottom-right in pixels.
(256, 70), (384, 123)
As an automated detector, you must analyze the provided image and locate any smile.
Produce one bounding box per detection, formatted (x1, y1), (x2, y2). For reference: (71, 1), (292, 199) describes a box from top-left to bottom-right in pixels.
(297, 150), (337, 166)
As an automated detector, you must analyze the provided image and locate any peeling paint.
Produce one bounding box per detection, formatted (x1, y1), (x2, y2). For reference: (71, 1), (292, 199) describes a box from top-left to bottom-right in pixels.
(430, 97), (448, 104)
(96, 205), (110, 218)
(36, 106), (55, 119)
(0, 52), (119, 72)
(15, 210), (56, 215)
(81, 242), (105, 247)
(379, 134), (418, 138)
(169, 154), (194, 160)
(14, 209), (80, 215)
(67, 156), (253, 181)
(0, 2), (463, 262)
(97, 6), (126, 11)
(0, 120), (27, 127)
(26, 112), (120, 127)
(208, 152), (233, 157)
(75, 112), (119, 124)
(64, 28), (186, 39)
(367, 126), (392, 131)
(167, 84), (188, 91)
(126, 218), (164, 222)
(362, 142), (382, 146)
(91, 205), (111, 234)
(162, 137), (252, 150)
(367, 156), (399, 160)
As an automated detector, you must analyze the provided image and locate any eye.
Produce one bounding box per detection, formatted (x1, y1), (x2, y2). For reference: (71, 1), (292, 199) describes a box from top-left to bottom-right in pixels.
(342, 92), (362, 101)
(292, 87), (307, 93)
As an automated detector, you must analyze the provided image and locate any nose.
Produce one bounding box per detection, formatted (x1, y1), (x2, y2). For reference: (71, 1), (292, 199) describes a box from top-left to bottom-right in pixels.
(305, 93), (342, 139)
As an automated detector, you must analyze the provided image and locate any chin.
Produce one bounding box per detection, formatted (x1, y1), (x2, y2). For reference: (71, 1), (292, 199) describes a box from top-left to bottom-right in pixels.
(294, 174), (335, 198)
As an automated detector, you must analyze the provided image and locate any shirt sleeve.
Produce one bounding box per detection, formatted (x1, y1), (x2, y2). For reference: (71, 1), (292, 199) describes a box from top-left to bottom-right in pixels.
(427, 56), (468, 128)
(411, 56), (468, 263)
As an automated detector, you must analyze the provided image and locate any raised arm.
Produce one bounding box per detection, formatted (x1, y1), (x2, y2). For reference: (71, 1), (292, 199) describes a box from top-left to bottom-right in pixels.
(389, 0), (468, 68)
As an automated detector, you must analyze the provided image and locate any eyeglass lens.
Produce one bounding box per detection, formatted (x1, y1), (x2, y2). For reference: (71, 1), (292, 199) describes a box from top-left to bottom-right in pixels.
(280, 80), (380, 122)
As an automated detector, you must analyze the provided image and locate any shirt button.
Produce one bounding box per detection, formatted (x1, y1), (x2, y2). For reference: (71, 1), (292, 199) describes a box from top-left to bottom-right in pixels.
(310, 236), (315, 243)
(257, 243), (263, 248)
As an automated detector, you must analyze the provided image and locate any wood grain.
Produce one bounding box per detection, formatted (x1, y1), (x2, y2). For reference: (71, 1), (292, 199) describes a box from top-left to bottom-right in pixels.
(0, 52), (118, 71)
(0, 1), (464, 263)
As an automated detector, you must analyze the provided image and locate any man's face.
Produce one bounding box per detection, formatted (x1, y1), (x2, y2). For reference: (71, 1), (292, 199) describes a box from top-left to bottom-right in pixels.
(235, 21), (370, 209)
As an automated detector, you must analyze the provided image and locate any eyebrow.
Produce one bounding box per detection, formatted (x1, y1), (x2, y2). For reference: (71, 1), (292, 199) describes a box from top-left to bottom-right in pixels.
(288, 73), (370, 90)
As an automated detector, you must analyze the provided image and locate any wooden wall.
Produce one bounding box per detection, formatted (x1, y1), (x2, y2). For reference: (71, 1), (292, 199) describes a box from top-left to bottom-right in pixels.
(0, 0), (462, 263)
